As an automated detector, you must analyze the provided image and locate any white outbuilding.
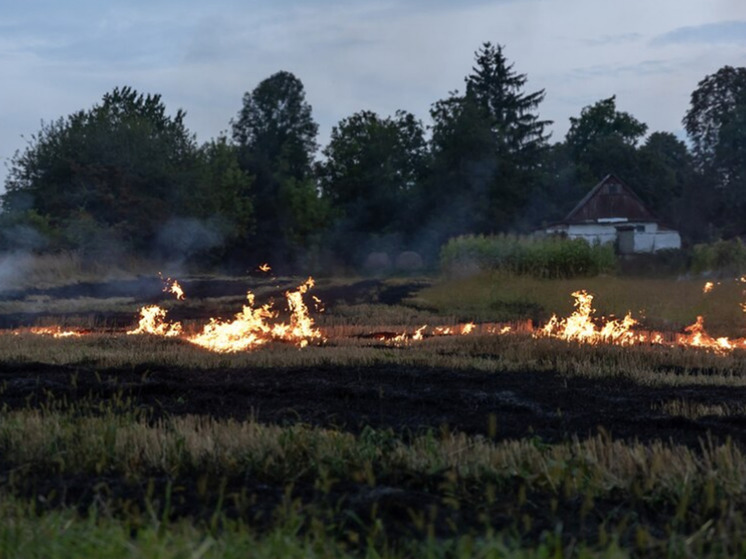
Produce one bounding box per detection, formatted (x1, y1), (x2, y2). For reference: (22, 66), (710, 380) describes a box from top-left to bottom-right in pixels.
(544, 174), (681, 253)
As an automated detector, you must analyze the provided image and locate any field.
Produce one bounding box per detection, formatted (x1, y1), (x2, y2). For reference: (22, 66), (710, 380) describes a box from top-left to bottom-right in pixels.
(3, 267), (746, 557)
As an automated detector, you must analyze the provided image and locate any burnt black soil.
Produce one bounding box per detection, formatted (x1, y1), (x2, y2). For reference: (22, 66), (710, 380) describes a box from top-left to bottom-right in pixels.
(3, 361), (746, 448)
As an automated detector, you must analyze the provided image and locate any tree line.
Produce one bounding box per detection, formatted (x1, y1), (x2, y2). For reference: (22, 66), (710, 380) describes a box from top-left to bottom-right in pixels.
(3, 43), (746, 272)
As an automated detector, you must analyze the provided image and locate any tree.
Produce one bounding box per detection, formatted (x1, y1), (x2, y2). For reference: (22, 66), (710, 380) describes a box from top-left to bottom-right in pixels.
(636, 132), (692, 220)
(231, 71), (321, 265)
(3, 86), (201, 254)
(426, 42), (551, 239)
(191, 136), (256, 252)
(319, 110), (428, 236)
(564, 95), (647, 184)
(466, 42), (552, 173)
(684, 66), (746, 235)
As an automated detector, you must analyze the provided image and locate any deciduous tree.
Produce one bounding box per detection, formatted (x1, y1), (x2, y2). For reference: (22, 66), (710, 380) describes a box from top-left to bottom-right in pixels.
(3, 86), (201, 253)
(231, 71), (321, 265)
(684, 66), (746, 235)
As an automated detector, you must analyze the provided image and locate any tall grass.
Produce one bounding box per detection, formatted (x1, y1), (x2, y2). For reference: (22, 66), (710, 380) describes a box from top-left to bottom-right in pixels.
(440, 234), (616, 279)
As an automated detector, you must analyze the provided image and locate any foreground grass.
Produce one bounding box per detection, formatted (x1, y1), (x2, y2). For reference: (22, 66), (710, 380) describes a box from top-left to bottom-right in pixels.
(1, 402), (745, 558)
(0, 503), (632, 559)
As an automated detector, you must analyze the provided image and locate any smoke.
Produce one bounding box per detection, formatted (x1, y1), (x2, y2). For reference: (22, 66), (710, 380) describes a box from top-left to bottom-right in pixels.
(155, 217), (226, 264)
(0, 224), (49, 252)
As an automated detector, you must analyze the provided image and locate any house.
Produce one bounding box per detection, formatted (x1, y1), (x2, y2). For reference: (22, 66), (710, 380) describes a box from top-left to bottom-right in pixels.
(544, 174), (681, 254)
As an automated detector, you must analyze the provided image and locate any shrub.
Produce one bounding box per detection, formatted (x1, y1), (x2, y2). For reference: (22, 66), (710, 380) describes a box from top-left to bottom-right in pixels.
(691, 239), (746, 276)
(440, 234), (615, 278)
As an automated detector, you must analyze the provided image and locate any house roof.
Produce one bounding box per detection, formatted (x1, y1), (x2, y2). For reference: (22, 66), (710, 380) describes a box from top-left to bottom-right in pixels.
(562, 174), (656, 224)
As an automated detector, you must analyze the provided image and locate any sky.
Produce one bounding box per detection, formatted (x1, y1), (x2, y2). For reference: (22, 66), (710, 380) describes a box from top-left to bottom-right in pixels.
(2, 0), (746, 189)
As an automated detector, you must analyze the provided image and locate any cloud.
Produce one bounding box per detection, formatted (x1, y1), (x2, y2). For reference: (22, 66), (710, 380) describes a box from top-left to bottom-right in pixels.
(652, 20), (746, 45)
(584, 32), (643, 46)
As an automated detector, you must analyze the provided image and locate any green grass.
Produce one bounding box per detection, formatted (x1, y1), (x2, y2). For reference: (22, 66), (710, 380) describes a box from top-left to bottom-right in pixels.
(0, 500), (635, 559)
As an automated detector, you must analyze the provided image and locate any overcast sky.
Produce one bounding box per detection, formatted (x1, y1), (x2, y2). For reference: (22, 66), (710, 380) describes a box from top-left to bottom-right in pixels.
(2, 0), (746, 188)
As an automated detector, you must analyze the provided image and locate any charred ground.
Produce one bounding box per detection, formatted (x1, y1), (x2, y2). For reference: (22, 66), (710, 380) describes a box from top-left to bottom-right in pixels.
(2, 361), (746, 449)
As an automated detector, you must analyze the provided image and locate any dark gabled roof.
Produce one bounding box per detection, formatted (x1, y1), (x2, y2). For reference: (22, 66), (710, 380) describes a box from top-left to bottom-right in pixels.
(563, 174), (656, 223)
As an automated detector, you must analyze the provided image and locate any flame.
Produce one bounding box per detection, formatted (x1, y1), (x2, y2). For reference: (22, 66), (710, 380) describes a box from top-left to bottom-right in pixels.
(538, 290), (746, 353)
(19, 268), (746, 357)
(412, 325), (427, 341)
(29, 326), (83, 338)
(159, 273), (186, 300)
(186, 278), (323, 353)
(675, 316), (742, 352)
(272, 277), (324, 349)
(540, 290), (638, 346)
(258, 263), (271, 273)
(127, 305), (183, 337)
(166, 280), (185, 300)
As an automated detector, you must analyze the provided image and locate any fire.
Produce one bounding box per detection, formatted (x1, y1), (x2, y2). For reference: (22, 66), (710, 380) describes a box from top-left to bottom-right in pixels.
(166, 280), (185, 300)
(29, 326), (83, 338)
(432, 322), (476, 336)
(185, 293), (274, 352)
(676, 315), (742, 352)
(540, 290), (638, 346)
(17, 267), (746, 357)
(380, 325), (429, 346)
(159, 273), (186, 300)
(185, 277), (323, 353)
(127, 305), (183, 337)
(258, 263), (271, 273)
(538, 290), (746, 353)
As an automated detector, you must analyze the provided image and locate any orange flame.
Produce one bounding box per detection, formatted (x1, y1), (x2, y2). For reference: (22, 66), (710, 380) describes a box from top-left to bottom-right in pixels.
(29, 326), (83, 338)
(676, 315), (741, 352)
(186, 278), (323, 353)
(166, 280), (185, 300)
(538, 290), (746, 353)
(258, 263), (271, 273)
(703, 281), (714, 294)
(540, 290), (638, 346)
(127, 305), (183, 337)
(159, 273), (186, 300)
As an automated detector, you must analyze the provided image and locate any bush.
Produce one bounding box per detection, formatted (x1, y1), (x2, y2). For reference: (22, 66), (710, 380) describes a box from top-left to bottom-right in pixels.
(691, 239), (746, 276)
(440, 234), (615, 278)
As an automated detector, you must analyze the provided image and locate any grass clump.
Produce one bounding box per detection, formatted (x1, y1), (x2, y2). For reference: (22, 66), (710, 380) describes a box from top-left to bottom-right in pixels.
(440, 234), (615, 279)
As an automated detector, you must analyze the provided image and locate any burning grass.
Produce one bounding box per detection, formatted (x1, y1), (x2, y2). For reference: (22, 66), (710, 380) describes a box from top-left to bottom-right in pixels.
(413, 271), (746, 335)
(5, 272), (746, 556)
